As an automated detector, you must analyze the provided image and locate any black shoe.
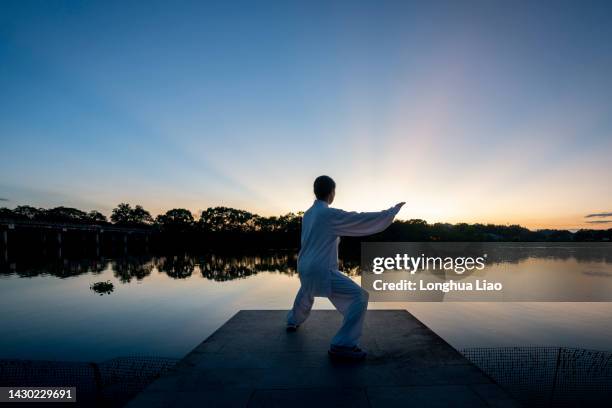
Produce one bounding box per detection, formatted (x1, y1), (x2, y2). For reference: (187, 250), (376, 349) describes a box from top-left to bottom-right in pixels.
(286, 323), (299, 332)
(328, 345), (367, 360)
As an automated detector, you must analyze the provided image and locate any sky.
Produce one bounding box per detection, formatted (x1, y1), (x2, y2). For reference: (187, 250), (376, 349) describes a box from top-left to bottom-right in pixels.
(1, 0), (611, 230)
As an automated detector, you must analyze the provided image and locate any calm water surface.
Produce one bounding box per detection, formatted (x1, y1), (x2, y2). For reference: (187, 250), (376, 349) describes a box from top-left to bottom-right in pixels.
(1, 244), (611, 362)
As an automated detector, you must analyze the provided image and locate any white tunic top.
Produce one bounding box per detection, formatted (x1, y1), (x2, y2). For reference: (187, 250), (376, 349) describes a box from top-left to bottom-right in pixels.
(297, 199), (401, 296)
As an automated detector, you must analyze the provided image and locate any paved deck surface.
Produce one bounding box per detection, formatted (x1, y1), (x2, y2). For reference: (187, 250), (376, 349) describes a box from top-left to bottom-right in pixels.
(126, 310), (518, 407)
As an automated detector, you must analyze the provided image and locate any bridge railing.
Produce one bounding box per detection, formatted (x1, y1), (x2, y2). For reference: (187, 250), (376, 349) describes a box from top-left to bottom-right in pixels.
(0, 218), (152, 233)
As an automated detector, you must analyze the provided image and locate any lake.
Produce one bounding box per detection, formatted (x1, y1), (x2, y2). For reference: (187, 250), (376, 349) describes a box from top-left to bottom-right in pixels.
(1, 243), (612, 363)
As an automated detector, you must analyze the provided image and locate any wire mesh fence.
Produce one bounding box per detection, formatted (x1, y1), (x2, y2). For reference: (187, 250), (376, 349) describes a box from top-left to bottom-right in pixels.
(461, 347), (612, 407)
(0, 356), (178, 407)
(2, 348), (611, 407)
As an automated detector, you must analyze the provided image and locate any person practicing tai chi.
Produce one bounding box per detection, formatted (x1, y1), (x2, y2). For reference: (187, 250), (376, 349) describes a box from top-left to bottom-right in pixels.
(287, 175), (404, 360)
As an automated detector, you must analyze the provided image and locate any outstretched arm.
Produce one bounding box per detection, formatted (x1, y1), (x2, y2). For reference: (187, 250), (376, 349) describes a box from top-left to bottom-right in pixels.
(329, 202), (405, 237)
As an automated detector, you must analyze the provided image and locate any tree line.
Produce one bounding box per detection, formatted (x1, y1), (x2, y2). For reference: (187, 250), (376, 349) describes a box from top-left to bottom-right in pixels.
(0, 204), (301, 233)
(1, 203), (611, 243)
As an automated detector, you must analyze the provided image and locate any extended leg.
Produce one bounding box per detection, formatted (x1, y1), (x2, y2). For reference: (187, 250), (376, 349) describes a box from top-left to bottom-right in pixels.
(287, 285), (314, 326)
(328, 270), (369, 348)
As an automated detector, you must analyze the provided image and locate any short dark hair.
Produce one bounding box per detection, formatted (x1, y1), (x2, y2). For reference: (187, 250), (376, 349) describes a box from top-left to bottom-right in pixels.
(314, 175), (336, 200)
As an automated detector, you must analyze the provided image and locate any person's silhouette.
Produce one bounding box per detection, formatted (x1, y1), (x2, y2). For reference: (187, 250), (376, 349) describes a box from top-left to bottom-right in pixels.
(287, 175), (404, 360)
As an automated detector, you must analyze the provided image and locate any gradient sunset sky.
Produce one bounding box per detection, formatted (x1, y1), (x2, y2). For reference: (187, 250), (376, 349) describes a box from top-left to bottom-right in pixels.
(1, 0), (611, 230)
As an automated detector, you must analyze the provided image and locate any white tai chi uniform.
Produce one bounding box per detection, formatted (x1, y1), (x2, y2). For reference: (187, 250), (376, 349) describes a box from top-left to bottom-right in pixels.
(287, 199), (401, 347)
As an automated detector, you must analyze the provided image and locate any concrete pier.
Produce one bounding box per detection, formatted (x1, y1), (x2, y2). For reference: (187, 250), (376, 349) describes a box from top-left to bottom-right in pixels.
(127, 310), (517, 407)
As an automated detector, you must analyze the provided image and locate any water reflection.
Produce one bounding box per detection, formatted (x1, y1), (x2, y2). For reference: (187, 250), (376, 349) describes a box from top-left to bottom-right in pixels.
(197, 253), (297, 281)
(582, 270), (612, 278)
(155, 256), (195, 279)
(112, 257), (155, 282)
(0, 258), (107, 278)
(480, 243), (612, 265)
(0, 253), (358, 282)
(1, 244), (612, 363)
(1, 244), (611, 283)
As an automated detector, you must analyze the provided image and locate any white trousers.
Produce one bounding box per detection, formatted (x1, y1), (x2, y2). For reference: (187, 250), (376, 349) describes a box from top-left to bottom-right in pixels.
(287, 270), (369, 347)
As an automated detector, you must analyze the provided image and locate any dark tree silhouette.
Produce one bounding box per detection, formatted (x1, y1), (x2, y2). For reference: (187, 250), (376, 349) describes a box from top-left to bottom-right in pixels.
(2, 203), (612, 245)
(112, 258), (154, 282)
(38, 207), (87, 223)
(275, 212), (302, 233)
(111, 203), (132, 224)
(199, 207), (255, 232)
(86, 210), (108, 224)
(155, 255), (195, 279)
(13, 205), (43, 220)
(156, 208), (194, 231)
(253, 215), (279, 232)
(1, 206), (107, 224)
(0, 207), (15, 218)
(132, 205), (153, 225)
(111, 203), (153, 226)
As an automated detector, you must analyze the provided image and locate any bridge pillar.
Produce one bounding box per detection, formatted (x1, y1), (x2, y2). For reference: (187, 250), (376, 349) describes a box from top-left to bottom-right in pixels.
(95, 232), (100, 257)
(57, 231), (62, 259)
(2, 230), (7, 262)
(41, 231), (47, 256)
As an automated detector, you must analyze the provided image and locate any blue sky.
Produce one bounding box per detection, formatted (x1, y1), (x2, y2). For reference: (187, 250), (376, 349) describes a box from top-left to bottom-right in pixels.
(1, 0), (611, 229)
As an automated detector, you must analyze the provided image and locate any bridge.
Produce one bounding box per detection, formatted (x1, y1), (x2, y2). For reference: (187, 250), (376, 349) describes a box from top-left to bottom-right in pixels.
(0, 218), (152, 261)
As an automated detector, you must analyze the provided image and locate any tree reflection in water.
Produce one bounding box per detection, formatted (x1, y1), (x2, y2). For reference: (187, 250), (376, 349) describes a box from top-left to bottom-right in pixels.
(1, 245), (610, 284)
(0, 258), (107, 279)
(154, 255), (196, 279)
(112, 257), (155, 283)
(197, 253), (297, 281)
